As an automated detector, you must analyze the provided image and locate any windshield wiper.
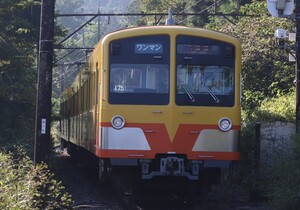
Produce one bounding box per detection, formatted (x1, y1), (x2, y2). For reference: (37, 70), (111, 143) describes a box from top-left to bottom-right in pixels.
(181, 84), (195, 102)
(203, 83), (220, 103)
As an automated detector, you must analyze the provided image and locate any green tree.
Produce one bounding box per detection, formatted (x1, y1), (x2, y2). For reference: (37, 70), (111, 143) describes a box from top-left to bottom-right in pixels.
(0, 0), (40, 152)
(55, 0), (85, 32)
(136, 0), (189, 25)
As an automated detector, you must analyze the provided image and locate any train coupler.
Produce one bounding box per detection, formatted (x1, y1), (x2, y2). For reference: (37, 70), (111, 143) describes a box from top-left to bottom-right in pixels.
(139, 158), (200, 180)
(160, 156), (184, 175)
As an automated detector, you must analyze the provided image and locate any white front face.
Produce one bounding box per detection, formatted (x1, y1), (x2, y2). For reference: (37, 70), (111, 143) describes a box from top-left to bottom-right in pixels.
(101, 127), (151, 150)
(192, 129), (239, 152)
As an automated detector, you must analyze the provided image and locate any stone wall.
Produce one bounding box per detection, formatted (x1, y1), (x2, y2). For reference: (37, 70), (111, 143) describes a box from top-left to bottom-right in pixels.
(259, 121), (295, 166)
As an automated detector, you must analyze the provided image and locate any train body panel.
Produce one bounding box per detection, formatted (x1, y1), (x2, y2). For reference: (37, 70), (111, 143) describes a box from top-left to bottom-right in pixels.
(96, 106), (240, 157)
(60, 25), (241, 182)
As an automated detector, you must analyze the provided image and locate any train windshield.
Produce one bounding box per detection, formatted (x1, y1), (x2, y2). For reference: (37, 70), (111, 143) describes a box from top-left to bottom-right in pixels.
(109, 35), (170, 105)
(109, 64), (169, 104)
(176, 35), (235, 107)
(176, 65), (234, 106)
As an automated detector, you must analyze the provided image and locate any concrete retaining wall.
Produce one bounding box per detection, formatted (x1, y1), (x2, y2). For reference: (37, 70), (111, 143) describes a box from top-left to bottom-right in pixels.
(259, 121), (295, 166)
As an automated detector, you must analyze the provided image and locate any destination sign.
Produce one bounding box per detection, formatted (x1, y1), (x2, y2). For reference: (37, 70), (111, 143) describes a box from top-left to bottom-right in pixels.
(135, 43), (163, 54)
(177, 44), (220, 55)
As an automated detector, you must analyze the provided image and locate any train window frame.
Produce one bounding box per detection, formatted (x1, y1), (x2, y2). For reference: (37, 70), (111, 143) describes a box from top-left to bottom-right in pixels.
(108, 35), (170, 105)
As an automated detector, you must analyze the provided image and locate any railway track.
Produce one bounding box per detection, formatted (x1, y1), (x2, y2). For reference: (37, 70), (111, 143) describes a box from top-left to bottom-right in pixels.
(53, 148), (269, 210)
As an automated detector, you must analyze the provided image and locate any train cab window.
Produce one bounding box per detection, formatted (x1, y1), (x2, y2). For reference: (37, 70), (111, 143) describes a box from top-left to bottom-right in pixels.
(109, 64), (169, 104)
(176, 65), (234, 106)
(176, 35), (235, 107)
(109, 35), (170, 105)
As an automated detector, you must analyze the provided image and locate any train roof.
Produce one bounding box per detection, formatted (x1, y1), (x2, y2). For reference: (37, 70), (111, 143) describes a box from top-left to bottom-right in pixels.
(92, 25), (240, 52)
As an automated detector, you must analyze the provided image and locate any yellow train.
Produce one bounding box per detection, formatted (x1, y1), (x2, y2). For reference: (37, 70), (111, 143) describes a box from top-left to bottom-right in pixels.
(60, 25), (241, 190)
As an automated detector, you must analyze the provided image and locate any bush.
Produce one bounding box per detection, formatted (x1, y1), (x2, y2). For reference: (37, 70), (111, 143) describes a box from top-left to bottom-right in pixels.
(256, 91), (295, 123)
(242, 91), (295, 126)
(0, 147), (72, 209)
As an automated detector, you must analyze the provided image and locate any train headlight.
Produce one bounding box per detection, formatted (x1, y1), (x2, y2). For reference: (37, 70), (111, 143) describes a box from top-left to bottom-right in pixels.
(218, 118), (232, 132)
(111, 115), (125, 129)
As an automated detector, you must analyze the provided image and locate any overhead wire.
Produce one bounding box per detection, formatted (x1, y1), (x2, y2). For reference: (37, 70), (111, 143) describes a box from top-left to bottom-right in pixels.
(52, 55), (88, 85)
(52, 65), (78, 85)
(179, 0), (203, 14)
(175, 0), (203, 25)
(177, 0), (222, 24)
(52, 64), (80, 86)
(147, 0), (207, 25)
(53, 63), (84, 81)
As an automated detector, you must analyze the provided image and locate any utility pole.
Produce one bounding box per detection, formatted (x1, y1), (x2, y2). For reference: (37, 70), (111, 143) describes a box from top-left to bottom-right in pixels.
(295, 0), (300, 131)
(34, 0), (55, 165)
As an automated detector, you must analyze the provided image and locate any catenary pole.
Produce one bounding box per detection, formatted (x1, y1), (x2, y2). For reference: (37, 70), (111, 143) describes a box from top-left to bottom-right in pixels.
(296, 1), (300, 131)
(34, 0), (55, 165)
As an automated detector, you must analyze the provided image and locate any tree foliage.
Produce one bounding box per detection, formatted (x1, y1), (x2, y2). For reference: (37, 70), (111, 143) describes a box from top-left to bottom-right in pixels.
(0, 0), (39, 103)
(0, 0), (41, 152)
(136, 0), (251, 26)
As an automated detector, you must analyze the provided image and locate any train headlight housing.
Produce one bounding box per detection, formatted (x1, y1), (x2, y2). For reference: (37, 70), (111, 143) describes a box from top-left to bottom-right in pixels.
(218, 118), (232, 132)
(111, 115), (125, 129)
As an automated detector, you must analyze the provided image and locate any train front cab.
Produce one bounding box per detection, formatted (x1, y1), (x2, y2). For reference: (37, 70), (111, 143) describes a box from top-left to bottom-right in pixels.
(95, 26), (241, 188)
